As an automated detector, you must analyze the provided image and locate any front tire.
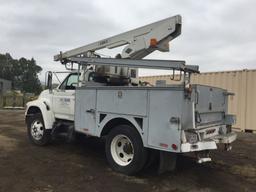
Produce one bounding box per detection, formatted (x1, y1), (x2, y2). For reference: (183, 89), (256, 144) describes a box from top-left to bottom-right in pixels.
(105, 124), (147, 175)
(27, 113), (51, 146)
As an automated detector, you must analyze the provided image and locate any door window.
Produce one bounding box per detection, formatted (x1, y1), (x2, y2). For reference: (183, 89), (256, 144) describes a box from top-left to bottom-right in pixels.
(59, 73), (79, 90)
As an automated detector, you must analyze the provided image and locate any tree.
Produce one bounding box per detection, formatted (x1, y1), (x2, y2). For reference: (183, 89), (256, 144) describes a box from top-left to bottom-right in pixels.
(0, 53), (42, 94)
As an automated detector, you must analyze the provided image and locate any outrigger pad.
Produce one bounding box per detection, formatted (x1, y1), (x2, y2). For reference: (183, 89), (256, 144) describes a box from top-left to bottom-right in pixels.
(158, 151), (177, 174)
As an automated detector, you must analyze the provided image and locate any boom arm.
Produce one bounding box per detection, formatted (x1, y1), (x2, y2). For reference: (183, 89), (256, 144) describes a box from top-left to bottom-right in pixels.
(54, 15), (182, 61)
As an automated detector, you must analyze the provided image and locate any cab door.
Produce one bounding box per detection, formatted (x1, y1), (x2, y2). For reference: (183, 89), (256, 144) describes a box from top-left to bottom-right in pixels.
(52, 73), (79, 121)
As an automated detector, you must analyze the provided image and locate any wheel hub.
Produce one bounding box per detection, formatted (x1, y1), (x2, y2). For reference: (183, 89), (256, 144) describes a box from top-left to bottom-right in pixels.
(123, 143), (133, 154)
(31, 120), (44, 140)
(110, 135), (134, 166)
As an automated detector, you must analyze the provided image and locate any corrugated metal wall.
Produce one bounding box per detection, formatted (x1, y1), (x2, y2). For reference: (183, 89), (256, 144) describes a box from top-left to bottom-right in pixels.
(139, 69), (256, 132)
(245, 70), (256, 132)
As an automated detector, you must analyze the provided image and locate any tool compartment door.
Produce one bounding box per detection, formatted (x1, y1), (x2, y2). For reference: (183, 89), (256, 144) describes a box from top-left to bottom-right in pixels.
(193, 85), (227, 127)
(75, 89), (97, 135)
(147, 90), (183, 152)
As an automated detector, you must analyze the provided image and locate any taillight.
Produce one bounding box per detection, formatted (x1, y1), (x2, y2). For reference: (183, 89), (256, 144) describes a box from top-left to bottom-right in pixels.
(172, 144), (178, 150)
(185, 131), (198, 144)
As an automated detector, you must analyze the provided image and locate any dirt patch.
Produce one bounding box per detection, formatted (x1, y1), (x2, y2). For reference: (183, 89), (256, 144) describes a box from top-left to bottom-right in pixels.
(231, 164), (256, 183)
(0, 135), (17, 152)
(0, 110), (256, 192)
(109, 170), (148, 184)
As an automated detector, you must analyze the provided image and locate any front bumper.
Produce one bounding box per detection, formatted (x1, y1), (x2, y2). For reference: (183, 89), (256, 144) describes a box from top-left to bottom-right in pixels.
(180, 132), (237, 152)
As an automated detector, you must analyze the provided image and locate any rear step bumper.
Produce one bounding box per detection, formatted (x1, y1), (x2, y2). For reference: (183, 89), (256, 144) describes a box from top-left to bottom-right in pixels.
(180, 132), (237, 152)
(211, 132), (237, 144)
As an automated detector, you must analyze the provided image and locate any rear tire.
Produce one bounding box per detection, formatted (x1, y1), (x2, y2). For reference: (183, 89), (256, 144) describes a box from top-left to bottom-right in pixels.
(105, 124), (147, 175)
(27, 113), (51, 146)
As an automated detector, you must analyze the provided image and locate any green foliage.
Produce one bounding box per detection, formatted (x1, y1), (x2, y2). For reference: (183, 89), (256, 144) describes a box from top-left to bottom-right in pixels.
(0, 53), (42, 94)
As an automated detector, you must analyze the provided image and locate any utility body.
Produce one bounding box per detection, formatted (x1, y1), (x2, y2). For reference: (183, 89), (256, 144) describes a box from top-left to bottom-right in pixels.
(25, 15), (237, 175)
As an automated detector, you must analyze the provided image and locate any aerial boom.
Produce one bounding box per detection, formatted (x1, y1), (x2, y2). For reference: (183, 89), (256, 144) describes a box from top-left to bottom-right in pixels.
(54, 15), (182, 61)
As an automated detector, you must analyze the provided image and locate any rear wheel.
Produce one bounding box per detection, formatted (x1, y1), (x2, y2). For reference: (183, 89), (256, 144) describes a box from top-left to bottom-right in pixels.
(27, 113), (51, 146)
(105, 124), (147, 175)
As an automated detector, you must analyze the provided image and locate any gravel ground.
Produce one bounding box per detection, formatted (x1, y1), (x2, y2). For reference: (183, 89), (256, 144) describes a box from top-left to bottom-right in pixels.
(0, 110), (256, 192)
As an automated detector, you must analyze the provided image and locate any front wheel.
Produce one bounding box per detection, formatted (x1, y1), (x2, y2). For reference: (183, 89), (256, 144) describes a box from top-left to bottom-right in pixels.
(105, 124), (147, 175)
(27, 113), (51, 146)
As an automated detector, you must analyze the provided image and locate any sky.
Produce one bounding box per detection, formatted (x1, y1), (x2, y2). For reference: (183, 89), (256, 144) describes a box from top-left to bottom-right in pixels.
(0, 0), (255, 80)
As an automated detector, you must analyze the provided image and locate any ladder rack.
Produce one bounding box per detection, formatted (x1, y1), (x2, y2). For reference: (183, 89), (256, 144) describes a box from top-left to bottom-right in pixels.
(63, 57), (199, 73)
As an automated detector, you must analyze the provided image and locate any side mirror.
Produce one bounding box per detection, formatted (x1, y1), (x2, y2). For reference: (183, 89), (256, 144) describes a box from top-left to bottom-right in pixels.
(46, 71), (53, 91)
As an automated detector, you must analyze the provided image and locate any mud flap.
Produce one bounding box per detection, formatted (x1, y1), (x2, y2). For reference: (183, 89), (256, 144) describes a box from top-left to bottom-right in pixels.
(144, 149), (159, 169)
(158, 151), (177, 174)
(51, 122), (76, 143)
(66, 125), (76, 143)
